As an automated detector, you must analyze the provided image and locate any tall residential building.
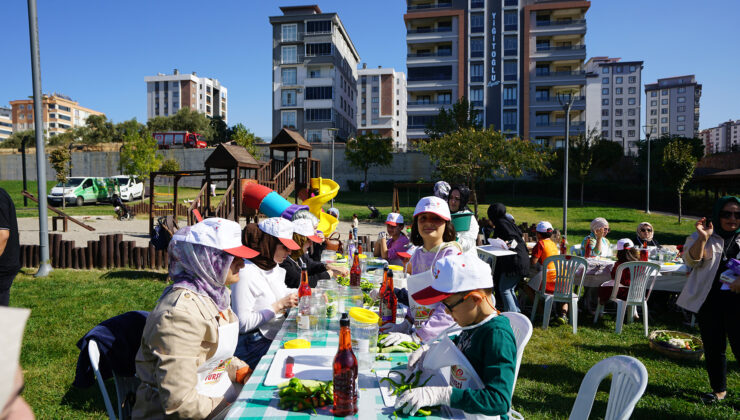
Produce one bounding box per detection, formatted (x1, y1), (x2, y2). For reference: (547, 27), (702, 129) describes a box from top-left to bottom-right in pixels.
(404, 0), (590, 147)
(9, 94), (103, 137)
(585, 57), (643, 154)
(644, 75), (701, 138)
(700, 120), (740, 154)
(269, 5), (360, 143)
(145, 70), (228, 123)
(0, 107), (12, 141)
(357, 65), (408, 151)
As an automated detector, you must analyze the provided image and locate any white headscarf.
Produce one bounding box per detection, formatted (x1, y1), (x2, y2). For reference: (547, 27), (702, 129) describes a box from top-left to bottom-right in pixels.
(590, 217), (609, 233)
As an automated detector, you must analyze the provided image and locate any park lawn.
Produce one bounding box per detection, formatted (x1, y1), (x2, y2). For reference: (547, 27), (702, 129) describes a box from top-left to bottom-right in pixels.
(10, 268), (739, 419)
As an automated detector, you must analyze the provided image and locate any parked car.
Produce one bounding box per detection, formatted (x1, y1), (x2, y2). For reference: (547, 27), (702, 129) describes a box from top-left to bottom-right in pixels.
(47, 176), (117, 206)
(113, 175), (144, 201)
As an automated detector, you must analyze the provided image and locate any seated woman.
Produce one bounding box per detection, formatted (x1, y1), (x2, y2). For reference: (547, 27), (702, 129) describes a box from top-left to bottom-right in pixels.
(598, 239), (640, 306)
(374, 212), (410, 266)
(133, 218), (256, 419)
(581, 217), (613, 257)
(231, 218), (300, 368)
(447, 185), (480, 253)
(635, 222), (661, 248)
(281, 218), (348, 288)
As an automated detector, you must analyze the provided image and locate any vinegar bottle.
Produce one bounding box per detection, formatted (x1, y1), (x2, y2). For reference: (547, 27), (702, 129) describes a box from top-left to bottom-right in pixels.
(379, 268), (397, 326)
(640, 241), (649, 261)
(584, 238), (592, 258)
(333, 313), (358, 416)
(560, 236), (567, 255)
(349, 251), (361, 287)
(298, 261), (312, 299)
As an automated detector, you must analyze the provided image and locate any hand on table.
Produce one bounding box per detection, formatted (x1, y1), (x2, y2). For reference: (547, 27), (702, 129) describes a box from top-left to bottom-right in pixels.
(394, 386), (452, 416)
(405, 344), (429, 373)
(380, 332), (418, 347)
(329, 265), (349, 277)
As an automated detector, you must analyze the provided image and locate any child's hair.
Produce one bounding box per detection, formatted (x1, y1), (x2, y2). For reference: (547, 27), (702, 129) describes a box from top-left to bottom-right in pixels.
(290, 233), (309, 259)
(617, 248), (640, 262)
(537, 231), (553, 239)
(353, 213), (357, 218)
(410, 214), (457, 246)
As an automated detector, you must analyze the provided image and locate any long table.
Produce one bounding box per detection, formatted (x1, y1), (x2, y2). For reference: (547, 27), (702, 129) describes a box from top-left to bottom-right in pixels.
(580, 258), (690, 293)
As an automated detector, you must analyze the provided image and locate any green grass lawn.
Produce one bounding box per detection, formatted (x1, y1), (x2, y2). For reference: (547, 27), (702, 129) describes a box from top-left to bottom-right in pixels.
(10, 269), (739, 419)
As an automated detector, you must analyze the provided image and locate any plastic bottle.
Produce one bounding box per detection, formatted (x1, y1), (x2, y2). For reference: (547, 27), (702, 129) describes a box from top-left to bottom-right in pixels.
(333, 313), (358, 416)
(298, 261), (312, 299)
(379, 268), (397, 326)
(349, 251), (361, 287)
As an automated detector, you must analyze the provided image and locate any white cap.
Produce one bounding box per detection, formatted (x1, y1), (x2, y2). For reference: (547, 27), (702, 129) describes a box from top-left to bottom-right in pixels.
(172, 217), (258, 258)
(536, 221), (554, 233)
(258, 217), (300, 250)
(327, 207), (339, 218)
(292, 218), (323, 243)
(386, 212), (404, 226)
(617, 238), (635, 251)
(412, 252), (492, 305)
(413, 196), (451, 221)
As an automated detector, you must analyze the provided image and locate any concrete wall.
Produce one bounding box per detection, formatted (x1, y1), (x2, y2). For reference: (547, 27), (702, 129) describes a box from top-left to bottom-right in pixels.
(0, 144), (433, 189)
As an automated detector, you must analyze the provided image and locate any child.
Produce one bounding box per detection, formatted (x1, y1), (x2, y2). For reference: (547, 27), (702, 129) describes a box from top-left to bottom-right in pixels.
(380, 196), (461, 345)
(598, 238), (640, 306)
(352, 213), (359, 238)
(395, 253), (517, 417)
(527, 221), (567, 323)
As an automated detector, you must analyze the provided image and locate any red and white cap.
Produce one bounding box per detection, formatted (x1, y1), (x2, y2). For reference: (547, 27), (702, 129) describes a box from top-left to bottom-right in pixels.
(412, 252), (492, 305)
(617, 238), (634, 251)
(386, 212), (404, 226)
(413, 196), (451, 221)
(173, 217), (259, 259)
(536, 221), (554, 233)
(293, 218), (323, 243)
(258, 217), (300, 250)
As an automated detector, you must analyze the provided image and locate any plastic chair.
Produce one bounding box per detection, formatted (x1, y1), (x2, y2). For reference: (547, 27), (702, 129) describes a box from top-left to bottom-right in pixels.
(500, 312), (533, 420)
(569, 355), (648, 420)
(88, 340), (140, 420)
(593, 261), (660, 336)
(530, 255), (588, 333)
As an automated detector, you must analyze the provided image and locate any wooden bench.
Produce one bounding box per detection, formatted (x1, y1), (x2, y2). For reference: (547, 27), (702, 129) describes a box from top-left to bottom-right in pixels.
(52, 216), (68, 232)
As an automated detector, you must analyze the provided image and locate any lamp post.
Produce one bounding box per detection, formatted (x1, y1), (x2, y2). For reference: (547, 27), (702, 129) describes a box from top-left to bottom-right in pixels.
(557, 91), (576, 238)
(642, 124), (653, 214)
(327, 127), (338, 207)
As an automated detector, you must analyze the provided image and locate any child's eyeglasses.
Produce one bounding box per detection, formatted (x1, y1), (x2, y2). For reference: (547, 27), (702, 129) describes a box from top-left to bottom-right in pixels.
(442, 291), (476, 312)
(719, 211), (740, 219)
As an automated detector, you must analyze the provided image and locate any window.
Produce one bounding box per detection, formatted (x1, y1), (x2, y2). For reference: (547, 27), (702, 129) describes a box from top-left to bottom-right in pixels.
(308, 68), (322, 78)
(49, 113), (56, 119)
(661, 99), (668, 105)
(678, 125), (685, 131)
(615, 109), (623, 116)
(662, 89), (668, 95)
(281, 46), (297, 63)
(616, 66), (623, 73)
(602, 67), (609, 74)
(536, 39), (550, 51)
(628, 130), (636, 137)
(504, 37), (517, 55)
(536, 64), (550, 76)
(650, 109), (657, 116)
(281, 68), (297, 85)
(306, 20), (332, 34)
(361, 119), (366, 126)
(602, 88), (609, 95)
(504, 12), (517, 30)
(470, 63), (484, 82)
(629, 76), (636, 83)
(678, 87), (686, 93)
(438, 92), (452, 104)
(615, 120), (622, 127)
(628, 109), (636, 116)
(305, 86), (332, 100)
(615, 88), (623, 94)
(371, 119), (379, 124)
(503, 110), (517, 130)
(504, 61), (517, 80)
(661, 108), (668, 114)
(661, 117), (668, 123)
(651, 91), (657, 97)
(281, 110), (296, 128)
(408, 66), (452, 81)
(602, 120), (609, 127)
(536, 113), (550, 126)
(306, 130), (323, 142)
(601, 130), (609, 138)
(535, 89), (549, 101)
(678, 96), (686, 103)
(372, 86), (379, 93)
(628, 98), (636, 105)
(58, 105), (71, 112)
(628, 119), (635, 127)
(471, 13), (484, 32)
(470, 88), (483, 105)
(651, 100), (657, 106)
(615, 98), (623, 105)
(628, 87), (636, 94)
(306, 43), (331, 56)
(602, 77), (609, 84)
(650, 118), (657, 124)
(629, 65), (637, 72)
(371, 97), (379, 103)
(471, 38), (484, 57)
(677, 115), (686, 122)
(616, 77), (623, 84)
(282, 24), (297, 41)
(19, 104), (25, 109)
(615, 130), (623, 137)
(281, 90), (297, 106)
(677, 105), (686, 112)
(503, 86), (517, 105)
(601, 109), (609, 116)
(305, 108), (332, 121)
(602, 99), (609, 105)
(371, 107), (378, 114)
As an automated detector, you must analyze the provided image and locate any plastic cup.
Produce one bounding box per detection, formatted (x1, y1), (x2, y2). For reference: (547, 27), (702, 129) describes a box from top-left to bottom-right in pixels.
(348, 307), (380, 371)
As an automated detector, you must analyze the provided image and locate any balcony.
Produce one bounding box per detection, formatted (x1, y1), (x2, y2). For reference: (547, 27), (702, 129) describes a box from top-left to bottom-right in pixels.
(407, 27), (453, 34)
(471, 100), (483, 107)
(531, 70), (586, 84)
(532, 45), (586, 61)
(408, 100), (452, 106)
(471, 0), (484, 9)
(470, 76), (484, 83)
(532, 96), (586, 109)
(280, 55), (305, 65)
(532, 121), (586, 135)
(536, 44), (585, 53)
(407, 51), (453, 58)
(503, 99), (517, 106)
(407, 2), (452, 11)
(531, 19), (587, 35)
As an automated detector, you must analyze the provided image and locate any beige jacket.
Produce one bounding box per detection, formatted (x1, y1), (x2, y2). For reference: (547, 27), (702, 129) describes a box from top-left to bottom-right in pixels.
(677, 232), (740, 313)
(132, 287), (247, 420)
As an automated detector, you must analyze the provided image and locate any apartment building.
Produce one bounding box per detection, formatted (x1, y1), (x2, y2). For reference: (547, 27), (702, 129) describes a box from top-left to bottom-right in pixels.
(405, 0), (590, 147)
(145, 70), (228, 123)
(585, 57), (643, 154)
(0, 107), (12, 141)
(9, 94), (103, 137)
(644, 75), (701, 138)
(357, 65), (408, 151)
(700, 120), (740, 154)
(269, 5), (360, 143)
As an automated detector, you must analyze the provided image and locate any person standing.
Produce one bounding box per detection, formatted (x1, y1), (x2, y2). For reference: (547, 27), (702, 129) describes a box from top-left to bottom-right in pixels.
(0, 188), (20, 306)
(487, 203), (529, 313)
(447, 185), (479, 253)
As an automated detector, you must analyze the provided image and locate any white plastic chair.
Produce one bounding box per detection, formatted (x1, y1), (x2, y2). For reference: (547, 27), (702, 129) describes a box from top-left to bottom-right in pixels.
(530, 255), (588, 333)
(500, 312), (533, 420)
(88, 339), (140, 420)
(569, 355), (648, 420)
(592, 261), (660, 336)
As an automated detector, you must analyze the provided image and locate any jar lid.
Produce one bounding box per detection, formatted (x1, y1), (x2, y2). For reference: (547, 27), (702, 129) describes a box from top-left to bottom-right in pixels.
(284, 338), (311, 349)
(358, 254), (367, 259)
(388, 265), (403, 271)
(349, 307), (379, 324)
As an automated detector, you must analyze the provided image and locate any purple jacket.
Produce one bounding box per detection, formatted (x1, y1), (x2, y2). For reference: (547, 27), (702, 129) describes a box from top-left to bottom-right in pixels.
(386, 234), (410, 266)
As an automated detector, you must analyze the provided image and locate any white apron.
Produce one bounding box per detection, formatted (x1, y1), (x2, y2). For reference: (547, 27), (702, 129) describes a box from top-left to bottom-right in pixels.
(195, 310), (240, 398)
(407, 247), (446, 329)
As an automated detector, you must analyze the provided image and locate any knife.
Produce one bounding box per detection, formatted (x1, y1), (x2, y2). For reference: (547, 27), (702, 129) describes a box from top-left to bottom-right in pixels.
(284, 356), (295, 378)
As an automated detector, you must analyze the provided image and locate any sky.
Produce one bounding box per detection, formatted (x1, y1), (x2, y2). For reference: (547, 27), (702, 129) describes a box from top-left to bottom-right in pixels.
(3, 0), (739, 139)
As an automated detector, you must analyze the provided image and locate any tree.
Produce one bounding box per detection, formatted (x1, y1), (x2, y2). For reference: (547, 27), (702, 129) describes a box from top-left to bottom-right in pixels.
(424, 97), (482, 140)
(146, 116), (172, 133)
(229, 123), (258, 157)
(210, 116), (229, 145)
(0, 130), (36, 149)
(344, 134), (394, 190)
(49, 148), (72, 209)
(120, 128), (161, 182)
(568, 127), (601, 206)
(418, 127), (553, 214)
(159, 157), (180, 172)
(170, 108), (214, 143)
(636, 135), (703, 186)
(82, 114), (115, 144)
(113, 118), (145, 143)
(662, 139), (697, 223)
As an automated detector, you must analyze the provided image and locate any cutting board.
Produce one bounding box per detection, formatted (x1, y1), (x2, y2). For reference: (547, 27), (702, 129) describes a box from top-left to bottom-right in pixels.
(263, 347), (336, 386)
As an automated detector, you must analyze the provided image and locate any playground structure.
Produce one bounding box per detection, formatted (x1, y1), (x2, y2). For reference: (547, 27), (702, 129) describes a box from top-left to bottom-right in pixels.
(391, 182), (435, 213)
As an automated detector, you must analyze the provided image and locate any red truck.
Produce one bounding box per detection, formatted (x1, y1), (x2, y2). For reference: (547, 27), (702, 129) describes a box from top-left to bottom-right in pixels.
(154, 131), (207, 149)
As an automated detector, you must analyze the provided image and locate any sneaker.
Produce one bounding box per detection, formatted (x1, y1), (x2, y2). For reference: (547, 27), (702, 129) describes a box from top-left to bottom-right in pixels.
(553, 315), (568, 326)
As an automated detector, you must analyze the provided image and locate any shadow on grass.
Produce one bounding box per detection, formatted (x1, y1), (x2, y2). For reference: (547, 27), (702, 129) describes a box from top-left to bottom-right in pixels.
(60, 382), (111, 415)
(101, 270), (169, 282)
(575, 343), (705, 367)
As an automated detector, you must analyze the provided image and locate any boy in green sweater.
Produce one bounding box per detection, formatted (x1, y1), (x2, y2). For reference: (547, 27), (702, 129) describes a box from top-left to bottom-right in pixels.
(395, 252), (517, 418)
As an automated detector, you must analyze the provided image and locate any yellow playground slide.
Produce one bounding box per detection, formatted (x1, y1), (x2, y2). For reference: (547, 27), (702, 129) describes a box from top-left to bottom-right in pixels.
(302, 177), (339, 236)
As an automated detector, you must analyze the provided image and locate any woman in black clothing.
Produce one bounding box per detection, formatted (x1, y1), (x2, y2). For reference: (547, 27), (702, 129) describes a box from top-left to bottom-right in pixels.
(635, 222), (661, 248)
(487, 203), (529, 312)
(281, 219), (348, 288)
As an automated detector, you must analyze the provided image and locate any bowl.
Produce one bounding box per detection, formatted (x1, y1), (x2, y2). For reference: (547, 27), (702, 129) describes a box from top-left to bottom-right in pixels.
(648, 330), (704, 361)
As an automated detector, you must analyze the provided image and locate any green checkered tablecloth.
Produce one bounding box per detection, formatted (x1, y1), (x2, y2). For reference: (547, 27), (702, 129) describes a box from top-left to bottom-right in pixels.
(225, 311), (451, 419)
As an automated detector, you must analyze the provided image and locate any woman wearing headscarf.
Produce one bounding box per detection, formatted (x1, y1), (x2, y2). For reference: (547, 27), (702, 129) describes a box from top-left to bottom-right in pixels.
(281, 218), (348, 288)
(231, 218), (300, 368)
(447, 185), (480, 253)
(133, 218), (257, 419)
(677, 196), (740, 404)
(487, 203), (529, 312)
(580, 217), (613, 257)
(635, 222), (661, 248)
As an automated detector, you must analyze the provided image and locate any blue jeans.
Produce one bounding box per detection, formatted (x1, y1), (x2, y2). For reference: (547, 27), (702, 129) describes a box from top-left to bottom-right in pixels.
(499, 272), (522, 313)
(234, 330), (272, 369)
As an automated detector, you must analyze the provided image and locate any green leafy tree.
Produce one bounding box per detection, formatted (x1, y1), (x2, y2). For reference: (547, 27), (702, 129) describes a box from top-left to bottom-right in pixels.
(229, 123), (259, 157)
(146, 116), (173, 133)
(113, 118), (145, 143)
(210, 116), (229, 145)
(418, 127), (553, 215)
(662, 139), (698, 223)
(344, 134), (394, 190)
(49, 148), (72, 208)
(120, 128), (161, 182)
(1, 130), (36, 149)
(47, 128), (82, 147)
(170, 108), (214, 143)
(424, 97), (482, 140)
(159, 157), (180, 172)
(567, 127), (602, 206)
(637, 135), (704, 186)
(82, 114), (115, 144)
